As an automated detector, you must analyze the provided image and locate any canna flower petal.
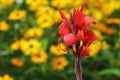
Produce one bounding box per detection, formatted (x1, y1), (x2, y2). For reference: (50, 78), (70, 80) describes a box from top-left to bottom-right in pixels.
(80, 1), (85, 12)
(84, 29), (97, 44)
(82, 16), (96, 27)
(58, 22), (71, 35)
(63, 33), (76, 46)
(80, 45), (90, 58)
(75, 30), (84, 41)
(74, 2), (85, 24)
(74, 9), (84, 26)
(58, 8), (67, 20)
(58, 9), (71, 33)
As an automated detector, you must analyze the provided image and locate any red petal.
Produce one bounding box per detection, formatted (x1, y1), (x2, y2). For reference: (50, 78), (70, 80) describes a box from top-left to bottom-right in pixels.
(58, 22), (71, 35)
(58, 9), (67, 20)
(75, 30), (84, 41)
(63, 33), (76, 46)
(84, 29), (97, 44)
(80, 2), (85, 12)
(80, 45), (90, 58)
(83, 16), (96, 27)
(74, 9), (84, 25)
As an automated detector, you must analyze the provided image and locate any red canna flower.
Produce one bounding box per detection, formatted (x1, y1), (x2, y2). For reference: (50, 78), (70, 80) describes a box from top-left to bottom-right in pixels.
(57, 3), (97, 58)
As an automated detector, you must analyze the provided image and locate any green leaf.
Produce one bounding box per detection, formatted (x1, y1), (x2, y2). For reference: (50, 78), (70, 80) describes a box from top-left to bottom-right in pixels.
(98, 68), (120, 77)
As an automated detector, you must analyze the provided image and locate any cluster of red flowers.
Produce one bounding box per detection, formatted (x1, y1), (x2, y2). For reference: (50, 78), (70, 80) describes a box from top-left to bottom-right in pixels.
(58, 3), (97, 58)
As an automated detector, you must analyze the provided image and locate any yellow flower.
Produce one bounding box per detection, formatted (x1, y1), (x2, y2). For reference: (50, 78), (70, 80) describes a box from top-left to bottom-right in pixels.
(25, 0), (38, 5)
(37, 15), (53, 28)
(0, 76), (2, 80)
(24, 27), (44, 38)
(35, 6), (55, 18)
(70, 0), (82, 7)
(26, 0), (48, 11)
(0, 0), (14, 8)
(21, 39), (41, 55)
(10, 39), (26, 50)
(50, 43), (68, 56)
(51, 56), (69, 70)
(51, 0), (71, 8)
(102, 1), (120, 16)
(89, 41), (101, 56)
(8, 10), (26, 20)
(26, 0), (48, 5)
(10, 41), (20, 50)
(29, 2), (41, 11)
(91, 9), (103, 21)
(31, 50), (48, 64)
(0, 21), (10, 31)
(11, 58), (24, 67)
(0, 74), (14, 80)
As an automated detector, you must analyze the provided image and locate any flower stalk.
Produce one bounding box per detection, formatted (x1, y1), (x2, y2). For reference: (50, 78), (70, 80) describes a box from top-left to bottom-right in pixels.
(75, 56), (82, 80)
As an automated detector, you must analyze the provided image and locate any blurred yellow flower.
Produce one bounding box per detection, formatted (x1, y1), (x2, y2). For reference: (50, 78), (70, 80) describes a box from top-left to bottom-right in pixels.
(91, 9), (103, 21)
(102, 1), (120, 16)
(35, 6), (55, 18)
(10, 41), (20, 50)
(89, 41), (101, 56)
(25, 0), (38, 5)
(51, 0), (71, 8)
(70, 0), (82, 7)
(50, 43), (68, 56)
(10, 39), (26, 50)
(24, 27), (44, 38)
(0, 21), (10, 31)
(37, 15), (53, 28)
(26, 0), (48, 11)
(0, 74), (14, 80)
(21, 39), (41, 55)
(29, 2), (40, 11)
(0, 0), (14, 8)
(31, 50), (48, 64)
(8, 10), (26, 20)
(51, 56), (69, 70)
(26, 0), (48, 5)
(11, 58), (24, 67)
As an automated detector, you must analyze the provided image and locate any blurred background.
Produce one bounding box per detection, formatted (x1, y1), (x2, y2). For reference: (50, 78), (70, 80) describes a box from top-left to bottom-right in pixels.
(0, 0), (120, 80)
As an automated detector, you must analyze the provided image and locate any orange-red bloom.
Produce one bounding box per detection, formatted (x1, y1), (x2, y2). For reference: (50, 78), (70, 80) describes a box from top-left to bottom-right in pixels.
(58, 3), (97, 58)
